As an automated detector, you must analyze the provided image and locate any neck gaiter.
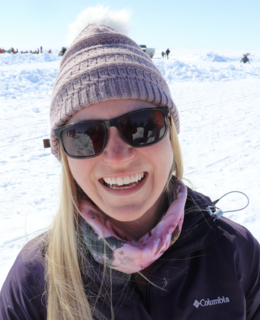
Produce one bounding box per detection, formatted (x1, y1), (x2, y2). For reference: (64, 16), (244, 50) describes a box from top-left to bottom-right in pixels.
(80, 181), (187, 274)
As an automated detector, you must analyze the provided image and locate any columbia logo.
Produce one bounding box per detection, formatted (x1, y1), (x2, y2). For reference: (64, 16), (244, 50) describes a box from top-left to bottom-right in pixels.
(193, 296), (230, 308)
(193, 300), (200, 308)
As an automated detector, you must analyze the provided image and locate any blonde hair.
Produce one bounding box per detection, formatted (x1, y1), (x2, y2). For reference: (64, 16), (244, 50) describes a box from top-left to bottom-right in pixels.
(45, 116), (183, 320)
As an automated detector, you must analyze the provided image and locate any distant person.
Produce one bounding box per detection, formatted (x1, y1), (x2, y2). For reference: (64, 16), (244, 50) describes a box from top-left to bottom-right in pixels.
(59, 47), (67, 56)
(0, 48), (2, 53)
(48, 49), (52, 53)
(161, 51), (165, 59)
(40, 46), (43, 53)
(240, 54), (250, 64)
(166, 48), (170, 59)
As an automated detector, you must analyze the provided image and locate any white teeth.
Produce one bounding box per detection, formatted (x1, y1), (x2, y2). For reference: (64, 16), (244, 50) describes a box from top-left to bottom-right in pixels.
(123, 176), (131, 184)
(116, 177), (124, 186)
(103, 172), (145, 187)
(111, 177), (116, 185)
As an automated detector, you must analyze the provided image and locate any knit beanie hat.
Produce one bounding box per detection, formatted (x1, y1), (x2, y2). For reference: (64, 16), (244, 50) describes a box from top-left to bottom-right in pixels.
(50, 23), (179, 161)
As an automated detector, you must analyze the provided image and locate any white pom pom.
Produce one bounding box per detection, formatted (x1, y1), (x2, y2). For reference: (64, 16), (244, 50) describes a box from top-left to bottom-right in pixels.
(67, 5), (132, 45)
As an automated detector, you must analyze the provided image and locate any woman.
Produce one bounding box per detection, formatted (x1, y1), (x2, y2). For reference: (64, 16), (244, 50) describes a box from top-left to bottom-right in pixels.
(1, 24), (260, 320)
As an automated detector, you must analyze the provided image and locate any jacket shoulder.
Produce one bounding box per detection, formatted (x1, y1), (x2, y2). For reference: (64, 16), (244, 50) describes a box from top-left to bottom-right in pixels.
(217, 217), (260, 319)
(0, 233), (47, 320)
(217, 216), (259, 255)
(216, 216), (260, 276)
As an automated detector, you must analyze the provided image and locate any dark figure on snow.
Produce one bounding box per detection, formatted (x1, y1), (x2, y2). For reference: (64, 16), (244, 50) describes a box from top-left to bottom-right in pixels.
(7, 48), (17, 54)
(40, 46), (43, 53)
(161, 51), (165, 59)
(30, 49), (39, 54)
(59, 47), (67, 56)
(166, 48), (170, 59)
(240, 53), (250, 64)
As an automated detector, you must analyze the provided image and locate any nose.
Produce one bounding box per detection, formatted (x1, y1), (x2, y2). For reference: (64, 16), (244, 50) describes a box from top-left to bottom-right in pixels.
(102, 127), (136, 164)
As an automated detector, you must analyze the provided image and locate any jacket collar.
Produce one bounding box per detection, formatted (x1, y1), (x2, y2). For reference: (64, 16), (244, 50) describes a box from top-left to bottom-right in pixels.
(161, 187), (224, 259)
(82, 186), (224, 282)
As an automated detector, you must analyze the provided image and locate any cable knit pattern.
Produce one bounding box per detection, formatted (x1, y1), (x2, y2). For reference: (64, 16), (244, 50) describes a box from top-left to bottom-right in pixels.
(50, 23), (179, 161)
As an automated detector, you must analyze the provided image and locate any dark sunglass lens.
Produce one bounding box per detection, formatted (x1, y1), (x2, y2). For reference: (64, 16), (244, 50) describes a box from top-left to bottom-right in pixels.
(119, 110), (166, 146)
(61, 122), (105, 157)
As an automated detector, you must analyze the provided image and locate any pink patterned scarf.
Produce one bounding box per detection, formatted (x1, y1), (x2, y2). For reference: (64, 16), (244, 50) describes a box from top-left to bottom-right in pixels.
(79, 181), (187, 274)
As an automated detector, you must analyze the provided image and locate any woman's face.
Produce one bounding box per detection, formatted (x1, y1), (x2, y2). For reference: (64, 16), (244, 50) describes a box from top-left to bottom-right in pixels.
(67, 99), (173, 222)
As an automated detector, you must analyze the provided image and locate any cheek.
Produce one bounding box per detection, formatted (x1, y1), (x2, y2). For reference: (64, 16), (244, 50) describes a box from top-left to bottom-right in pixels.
(67, 157), (96, 187)
(141, 136), (173, 175)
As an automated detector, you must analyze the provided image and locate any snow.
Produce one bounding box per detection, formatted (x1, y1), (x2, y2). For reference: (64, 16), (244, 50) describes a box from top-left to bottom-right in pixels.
(1, 49), (260, 288)
(0, 51), (61, 66)
(155, 59), (260, 82)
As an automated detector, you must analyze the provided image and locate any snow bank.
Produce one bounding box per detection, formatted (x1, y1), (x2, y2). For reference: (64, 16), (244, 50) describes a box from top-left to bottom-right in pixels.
(196, 52), (260, 63)
(197, 52), (231, 62)
(154, 49), (260, 63)
(154, 59), (260, 82)
(0, 52), (61, 66)
(1, 54), (260, 104)
(0, 67), (58, 100)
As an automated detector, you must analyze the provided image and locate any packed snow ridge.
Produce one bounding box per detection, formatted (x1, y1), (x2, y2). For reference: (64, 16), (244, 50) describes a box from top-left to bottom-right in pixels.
(0, 51), (61, 66)
(154, 59), (260, 82)
(1, 50), (260, 103)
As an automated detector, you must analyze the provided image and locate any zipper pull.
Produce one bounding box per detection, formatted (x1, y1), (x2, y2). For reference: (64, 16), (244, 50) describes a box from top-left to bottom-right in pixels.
(206, 191), (249, 222)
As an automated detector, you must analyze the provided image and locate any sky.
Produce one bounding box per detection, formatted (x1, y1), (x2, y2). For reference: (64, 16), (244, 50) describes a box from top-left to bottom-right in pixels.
(1, 0), (260, 51)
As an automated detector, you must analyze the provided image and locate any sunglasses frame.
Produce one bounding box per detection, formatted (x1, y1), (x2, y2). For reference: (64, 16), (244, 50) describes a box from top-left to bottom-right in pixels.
(54, 106), (170, 159)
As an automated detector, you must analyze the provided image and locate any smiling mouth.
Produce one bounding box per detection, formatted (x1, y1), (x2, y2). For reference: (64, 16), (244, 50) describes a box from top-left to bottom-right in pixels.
(102, 172), (146, 190)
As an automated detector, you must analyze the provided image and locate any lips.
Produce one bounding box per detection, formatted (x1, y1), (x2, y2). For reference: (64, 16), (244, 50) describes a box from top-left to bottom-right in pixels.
(102, 172), (145, 190)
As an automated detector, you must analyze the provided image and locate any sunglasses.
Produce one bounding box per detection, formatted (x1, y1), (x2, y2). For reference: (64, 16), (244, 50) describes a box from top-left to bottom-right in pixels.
(51, 106), (170, 159)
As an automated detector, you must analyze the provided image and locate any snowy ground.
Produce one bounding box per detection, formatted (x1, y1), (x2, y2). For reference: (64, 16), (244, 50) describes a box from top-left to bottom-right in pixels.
(1, 49), (260, 288)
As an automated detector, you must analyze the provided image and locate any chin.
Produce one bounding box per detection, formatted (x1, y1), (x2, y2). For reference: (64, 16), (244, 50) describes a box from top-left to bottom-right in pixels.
(104, 205), (145, 222)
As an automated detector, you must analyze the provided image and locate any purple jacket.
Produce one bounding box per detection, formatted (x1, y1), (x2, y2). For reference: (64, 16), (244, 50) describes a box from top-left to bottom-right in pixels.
(1, 188), (260, 320)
